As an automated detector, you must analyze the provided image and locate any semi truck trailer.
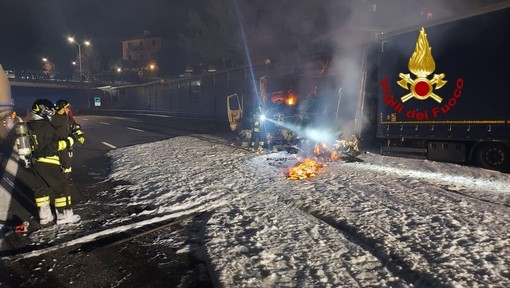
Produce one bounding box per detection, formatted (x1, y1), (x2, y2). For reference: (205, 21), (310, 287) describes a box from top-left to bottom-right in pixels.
(358, 3), (510, 172)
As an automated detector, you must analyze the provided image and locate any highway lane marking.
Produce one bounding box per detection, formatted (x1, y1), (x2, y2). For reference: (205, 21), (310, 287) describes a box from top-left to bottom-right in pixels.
(126, 127), (144, 132)
(101, 142), (117, 149)
(106, 116), (143, 122)
(99, 122), (110, 125)
(136, 113), (172, 118)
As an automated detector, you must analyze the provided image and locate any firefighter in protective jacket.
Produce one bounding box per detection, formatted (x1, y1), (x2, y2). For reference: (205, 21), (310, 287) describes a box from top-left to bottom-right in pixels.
(52, 99), (85, 174)
(249, 108), (265, 150)
(27, 99), (81, 225)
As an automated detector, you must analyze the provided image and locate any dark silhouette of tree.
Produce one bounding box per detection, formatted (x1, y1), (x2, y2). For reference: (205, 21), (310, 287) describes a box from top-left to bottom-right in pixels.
(179, 1), (240, 67)
(156, 46), (188, 76)
(78, 46), (101, 80)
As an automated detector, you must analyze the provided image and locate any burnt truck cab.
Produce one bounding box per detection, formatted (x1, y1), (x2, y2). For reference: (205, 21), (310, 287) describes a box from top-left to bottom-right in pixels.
(252, 73), (340, 146)
(367, 4), (510, 171)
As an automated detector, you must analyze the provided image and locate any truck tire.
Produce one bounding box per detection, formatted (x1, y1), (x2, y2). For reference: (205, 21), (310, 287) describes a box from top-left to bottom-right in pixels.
(474, 143), (510, 171)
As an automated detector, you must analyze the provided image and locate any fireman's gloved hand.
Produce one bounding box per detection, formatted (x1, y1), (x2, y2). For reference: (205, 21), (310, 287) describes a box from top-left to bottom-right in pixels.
(71, 123), (81, 132)
(73, 129), (85, 144)
(59, 136), (75, 151)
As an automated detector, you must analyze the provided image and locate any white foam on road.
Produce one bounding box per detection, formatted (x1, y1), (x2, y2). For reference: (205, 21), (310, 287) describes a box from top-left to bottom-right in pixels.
(0, 157), (18, 223)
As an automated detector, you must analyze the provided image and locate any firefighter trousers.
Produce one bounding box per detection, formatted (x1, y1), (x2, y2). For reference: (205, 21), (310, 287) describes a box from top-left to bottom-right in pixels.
(32, 161), (74, 210)
(249, 120), (265, 149)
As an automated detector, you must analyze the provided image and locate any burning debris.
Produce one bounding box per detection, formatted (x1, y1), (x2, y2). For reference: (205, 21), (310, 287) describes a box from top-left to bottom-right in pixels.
(313, 143), (340, 161)
(292, 134), (362, 179)
(286, 135), (362, 180)
(235, 125), (363, 180)
(334, 135), (361, 159)
(288, 158), (324, 180)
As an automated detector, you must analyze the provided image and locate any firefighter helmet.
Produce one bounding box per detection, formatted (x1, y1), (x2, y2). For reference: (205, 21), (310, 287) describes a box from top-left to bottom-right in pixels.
(56, 99), (70, 110)
(32, 99), (55, 117)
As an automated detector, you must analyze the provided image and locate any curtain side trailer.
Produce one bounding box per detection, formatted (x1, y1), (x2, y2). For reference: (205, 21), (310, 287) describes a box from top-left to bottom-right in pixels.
(361, 4), (510, 171)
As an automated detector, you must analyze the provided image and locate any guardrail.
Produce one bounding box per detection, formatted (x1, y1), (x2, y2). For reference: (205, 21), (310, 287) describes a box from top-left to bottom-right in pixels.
(8, 79), (99, 90)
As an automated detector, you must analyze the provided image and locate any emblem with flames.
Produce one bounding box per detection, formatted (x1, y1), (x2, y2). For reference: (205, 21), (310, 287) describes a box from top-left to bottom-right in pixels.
(398, 27), (447, 103)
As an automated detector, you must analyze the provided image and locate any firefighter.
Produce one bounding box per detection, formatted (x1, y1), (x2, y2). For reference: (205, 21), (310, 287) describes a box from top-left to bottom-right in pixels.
(27, 99), (81, 225)
(249, 108), (265, 151)
(52, 99), (85, 174)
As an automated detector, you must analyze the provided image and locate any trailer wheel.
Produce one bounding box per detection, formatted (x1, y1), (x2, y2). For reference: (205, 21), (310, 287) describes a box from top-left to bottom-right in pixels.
(474, 143), (510, 171)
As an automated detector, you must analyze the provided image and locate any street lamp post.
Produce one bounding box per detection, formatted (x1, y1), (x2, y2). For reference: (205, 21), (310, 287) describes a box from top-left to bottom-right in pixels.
(67, 37), (90, 81)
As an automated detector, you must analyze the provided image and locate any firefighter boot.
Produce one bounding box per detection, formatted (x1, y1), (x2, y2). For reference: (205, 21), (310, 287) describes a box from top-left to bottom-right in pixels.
(56, 208), (81, 225)
(38, 203), (54, 225)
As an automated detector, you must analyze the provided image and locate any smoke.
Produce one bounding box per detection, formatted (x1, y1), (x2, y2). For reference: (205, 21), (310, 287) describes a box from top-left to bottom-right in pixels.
(222, 0), (499, 65)
(300, 0), (503, 138)
(223, 1), (491, 138)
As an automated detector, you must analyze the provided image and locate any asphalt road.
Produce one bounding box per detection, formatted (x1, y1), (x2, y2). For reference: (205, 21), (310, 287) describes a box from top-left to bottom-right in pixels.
(0, 112), (232, 288)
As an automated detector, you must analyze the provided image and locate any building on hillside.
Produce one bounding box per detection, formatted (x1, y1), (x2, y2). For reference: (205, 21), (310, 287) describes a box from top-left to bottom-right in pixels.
(121, 30), (174, 75)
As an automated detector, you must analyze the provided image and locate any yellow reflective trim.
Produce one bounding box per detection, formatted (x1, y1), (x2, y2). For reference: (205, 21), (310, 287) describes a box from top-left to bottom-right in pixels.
(35, 196), (50, 207)
(58, 140), (67, 151)
(67, 196), (72, 205)
(55, 197), (68, 208)
(37, 156), (60, 165)
(253, 128), (260, 132)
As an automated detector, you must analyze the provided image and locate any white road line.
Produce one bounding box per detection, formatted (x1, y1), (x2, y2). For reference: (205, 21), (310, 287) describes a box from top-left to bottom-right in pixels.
(126, 127), (144, 132)
(107, 117), (142, 122)
(99, 122), (110, 125)
(4, 177), (14, 189)
(101, 142), (117, 149)
(136, 113), (172, 118)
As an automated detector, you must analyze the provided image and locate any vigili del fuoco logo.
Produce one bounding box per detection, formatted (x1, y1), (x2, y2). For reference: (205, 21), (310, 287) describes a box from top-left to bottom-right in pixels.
(381, 27), (464, 120)
(397, 27), (446, 103)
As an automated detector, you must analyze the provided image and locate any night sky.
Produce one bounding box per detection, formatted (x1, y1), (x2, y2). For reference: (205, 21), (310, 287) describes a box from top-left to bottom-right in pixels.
(2, 0), (335, 73)
(0, 0), (500, 74)
(0, 0), (191, 72)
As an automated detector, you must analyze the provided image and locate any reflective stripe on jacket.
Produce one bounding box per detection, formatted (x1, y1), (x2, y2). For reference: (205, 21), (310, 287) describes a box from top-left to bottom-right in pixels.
(37, 155), (60, 165)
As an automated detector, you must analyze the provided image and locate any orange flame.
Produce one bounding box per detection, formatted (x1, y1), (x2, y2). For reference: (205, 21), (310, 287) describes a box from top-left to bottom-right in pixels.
(288, 158), (324, 180)
(314, 143), (340, 161)
(330, 150), (339, 160)
(286, 90), (297, 106)
(314, 143), (327, 156)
